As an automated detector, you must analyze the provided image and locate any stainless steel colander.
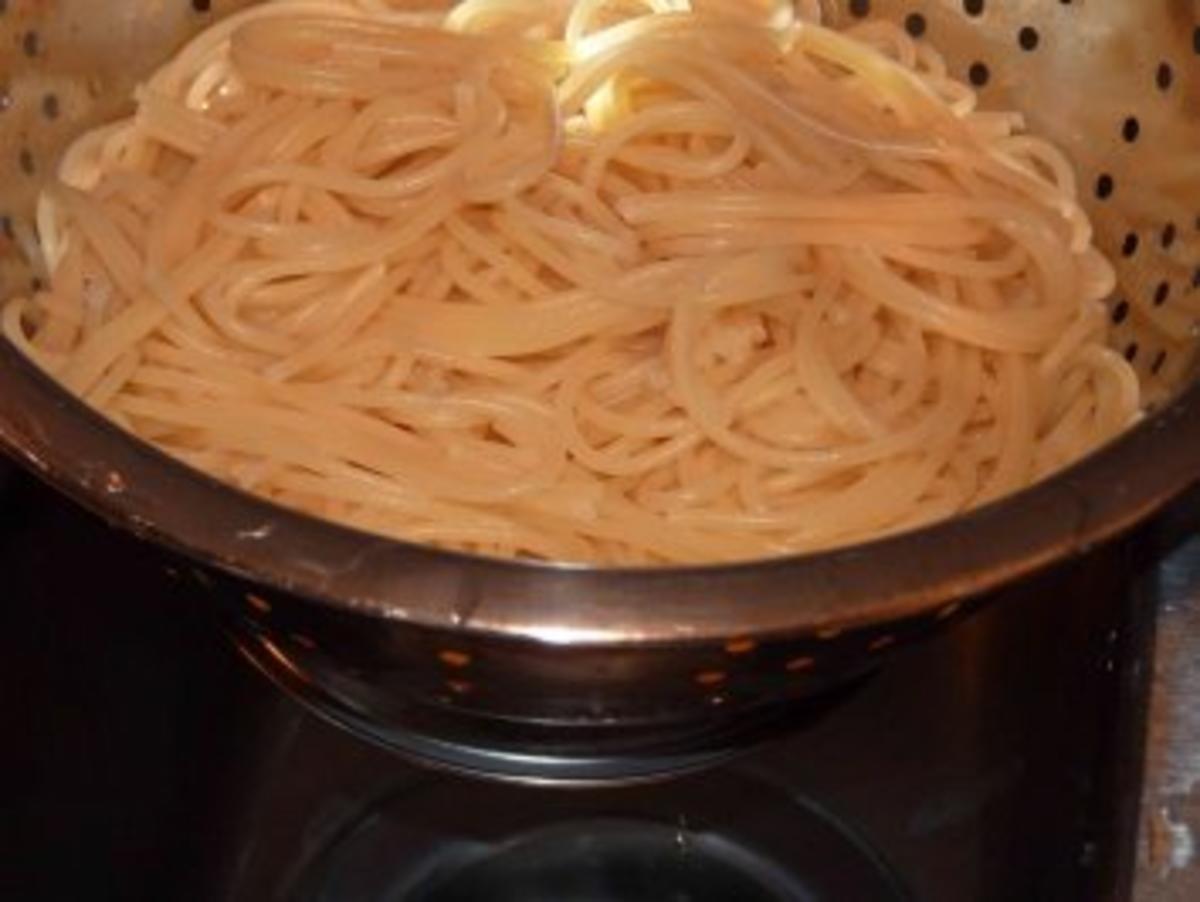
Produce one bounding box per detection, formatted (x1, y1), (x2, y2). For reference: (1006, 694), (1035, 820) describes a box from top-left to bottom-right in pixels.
(0, 0), (1197, 784)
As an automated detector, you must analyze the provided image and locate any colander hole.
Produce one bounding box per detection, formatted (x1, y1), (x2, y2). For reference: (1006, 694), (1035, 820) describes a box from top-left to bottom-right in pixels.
(962, 0), (984, 17)
(18, 149), (34, 176)
(41, 94), (60, 120)
(1154, 282), (1171, 306)
(1161, 223), (1176, 249)
(1122, 233), (1140, 257)
(1193, 26), (1200, 56)
(1111, 300), (1130, 325)
(0, 215), (12, 240)
(1152, 350), (1167, 375)
(21, 30), (40, 58)
(904, 13), (926, 38)
(1121, 117), (1140, 143)
(1156, 63), (1174, 91)
(1095, 174), (1115, 200)
(1017, 26), (1039, 52)
(967, 62), (990, 87)
(192, 0), (213, 12)
(1124, 343), (1140, 363)
(849, 0), (870, 17)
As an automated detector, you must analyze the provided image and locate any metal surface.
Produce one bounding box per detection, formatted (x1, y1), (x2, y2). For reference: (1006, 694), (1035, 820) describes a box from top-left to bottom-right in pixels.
(289, 780), (912, 901)
(0, 0), (1197, 780)
(1137, 534), (1200, 901)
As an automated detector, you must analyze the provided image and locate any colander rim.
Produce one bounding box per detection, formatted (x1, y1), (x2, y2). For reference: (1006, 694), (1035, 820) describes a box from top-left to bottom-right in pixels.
(1, 334), (1196, 644)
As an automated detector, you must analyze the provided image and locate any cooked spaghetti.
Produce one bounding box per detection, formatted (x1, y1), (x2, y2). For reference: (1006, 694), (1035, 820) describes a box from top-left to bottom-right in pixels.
(3, 0), (1141, 563)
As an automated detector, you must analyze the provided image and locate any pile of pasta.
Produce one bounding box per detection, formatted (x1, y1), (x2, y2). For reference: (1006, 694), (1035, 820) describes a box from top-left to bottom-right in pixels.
(4, 0), (1140, 563)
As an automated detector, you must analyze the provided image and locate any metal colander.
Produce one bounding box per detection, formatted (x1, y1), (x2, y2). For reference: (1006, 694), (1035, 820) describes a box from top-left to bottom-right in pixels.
(0, 1), (1198, 784)
(0, 0), (1197, 398)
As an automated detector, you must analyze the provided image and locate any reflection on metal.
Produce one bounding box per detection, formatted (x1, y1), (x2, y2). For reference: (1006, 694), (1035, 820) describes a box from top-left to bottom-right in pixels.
(725, 638), (757, 655)
(868, 635), (896, 653)
(245, 592), (271, 614)
(258, 637), (304, 682)
(936, 602), (962, 621)
(1138, 536), (1200, 897)
(438, 650), (472, 668)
